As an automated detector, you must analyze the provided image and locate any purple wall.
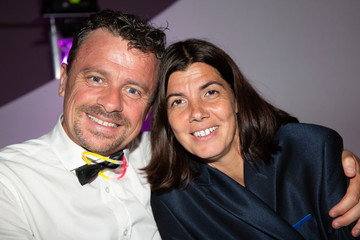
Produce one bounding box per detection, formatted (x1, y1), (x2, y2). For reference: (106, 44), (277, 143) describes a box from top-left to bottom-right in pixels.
(1, 0), (359, 156)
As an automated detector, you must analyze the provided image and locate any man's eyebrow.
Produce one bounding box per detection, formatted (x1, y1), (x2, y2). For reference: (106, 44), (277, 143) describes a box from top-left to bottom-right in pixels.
(81, 68), (150, 92)
(126, 80), (150, 93)
(81, 68), (109, 76)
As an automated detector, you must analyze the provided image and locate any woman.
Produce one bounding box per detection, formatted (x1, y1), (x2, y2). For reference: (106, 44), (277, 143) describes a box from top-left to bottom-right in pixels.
(145, 39), (360, 239)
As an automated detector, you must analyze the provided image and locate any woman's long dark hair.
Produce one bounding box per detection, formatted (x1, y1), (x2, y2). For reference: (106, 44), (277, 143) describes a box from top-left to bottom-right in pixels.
(144, 39), (298, 193)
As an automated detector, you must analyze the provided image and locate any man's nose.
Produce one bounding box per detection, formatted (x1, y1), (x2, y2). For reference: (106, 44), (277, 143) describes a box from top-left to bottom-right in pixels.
(97, 87), (124, 112)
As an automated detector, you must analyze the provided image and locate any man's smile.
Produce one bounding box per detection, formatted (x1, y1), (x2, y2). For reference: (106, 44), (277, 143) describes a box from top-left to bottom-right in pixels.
(87, 114), (119, 128)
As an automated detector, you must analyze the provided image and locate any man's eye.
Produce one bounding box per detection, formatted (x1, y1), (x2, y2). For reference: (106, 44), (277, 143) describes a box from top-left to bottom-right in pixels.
(127, 88), (139, 95)
(124, 87), (141, 99)
(91, 76), (102, 83)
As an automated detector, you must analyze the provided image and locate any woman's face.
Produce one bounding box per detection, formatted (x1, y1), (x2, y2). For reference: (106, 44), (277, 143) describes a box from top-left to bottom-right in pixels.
(166, 62), (240, 162)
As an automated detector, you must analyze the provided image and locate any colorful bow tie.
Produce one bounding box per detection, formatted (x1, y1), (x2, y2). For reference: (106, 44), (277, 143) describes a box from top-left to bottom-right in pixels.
(75, 150), (127, 185)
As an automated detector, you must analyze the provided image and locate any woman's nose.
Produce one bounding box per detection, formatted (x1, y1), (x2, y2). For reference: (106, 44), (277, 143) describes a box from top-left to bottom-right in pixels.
(189, 102), (209, 122)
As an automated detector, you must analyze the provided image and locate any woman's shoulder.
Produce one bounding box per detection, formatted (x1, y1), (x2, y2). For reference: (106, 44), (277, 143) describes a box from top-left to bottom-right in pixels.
(270, 122), (343, 170)
(275, 122), (342, 144)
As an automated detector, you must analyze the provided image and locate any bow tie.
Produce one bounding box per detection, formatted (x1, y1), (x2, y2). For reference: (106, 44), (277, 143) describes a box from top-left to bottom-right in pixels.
(75, 150), (127, 185)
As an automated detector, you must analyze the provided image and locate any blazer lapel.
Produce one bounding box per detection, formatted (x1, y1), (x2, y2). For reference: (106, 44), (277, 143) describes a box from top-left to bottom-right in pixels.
(244, 158), (276, 209)
(195, 163), (304, 240)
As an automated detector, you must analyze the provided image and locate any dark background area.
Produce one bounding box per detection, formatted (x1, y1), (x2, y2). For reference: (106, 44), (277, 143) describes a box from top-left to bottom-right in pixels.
(0, 0), (177, 107)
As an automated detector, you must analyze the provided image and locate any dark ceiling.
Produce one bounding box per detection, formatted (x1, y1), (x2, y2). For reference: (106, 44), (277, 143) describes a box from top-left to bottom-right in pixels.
(0, 0), (177, 107)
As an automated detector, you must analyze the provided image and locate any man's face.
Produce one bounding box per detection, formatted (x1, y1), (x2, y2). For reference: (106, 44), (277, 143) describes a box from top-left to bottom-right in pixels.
(59, 28), (158, 156)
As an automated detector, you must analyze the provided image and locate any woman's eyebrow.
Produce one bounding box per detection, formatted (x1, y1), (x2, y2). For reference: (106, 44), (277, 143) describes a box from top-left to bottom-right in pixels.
(200, 81), (224, 90)
(166, 81), (225, 100)
(166, 92), (184, 101)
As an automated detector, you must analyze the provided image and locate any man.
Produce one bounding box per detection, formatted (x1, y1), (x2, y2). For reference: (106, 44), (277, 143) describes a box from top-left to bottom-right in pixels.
(0, 10), (164, 240)
(0, 9), (359, 240)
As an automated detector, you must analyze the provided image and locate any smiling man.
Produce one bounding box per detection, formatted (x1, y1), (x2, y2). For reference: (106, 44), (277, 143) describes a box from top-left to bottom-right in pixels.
(0, 10), (165, 240)
(59, 28), (158, 156)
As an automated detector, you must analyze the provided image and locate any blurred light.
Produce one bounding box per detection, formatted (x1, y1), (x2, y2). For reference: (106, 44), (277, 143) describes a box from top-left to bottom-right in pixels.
(58, 38), (73, 64)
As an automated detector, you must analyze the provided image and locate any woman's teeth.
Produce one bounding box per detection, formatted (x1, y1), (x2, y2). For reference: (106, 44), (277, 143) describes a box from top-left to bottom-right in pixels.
(193, 126), (218, 137)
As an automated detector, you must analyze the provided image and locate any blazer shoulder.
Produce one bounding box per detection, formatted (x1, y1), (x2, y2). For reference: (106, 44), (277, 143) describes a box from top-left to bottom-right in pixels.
(275, 122), (342, 145)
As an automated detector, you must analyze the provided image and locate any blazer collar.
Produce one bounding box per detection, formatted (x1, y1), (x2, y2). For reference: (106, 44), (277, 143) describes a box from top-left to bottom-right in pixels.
(244, 158), (277, 209)
(194, 162), (304, 240)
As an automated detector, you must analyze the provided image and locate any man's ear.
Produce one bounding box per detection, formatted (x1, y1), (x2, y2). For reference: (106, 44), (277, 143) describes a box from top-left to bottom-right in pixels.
(59, 63), (68, 97)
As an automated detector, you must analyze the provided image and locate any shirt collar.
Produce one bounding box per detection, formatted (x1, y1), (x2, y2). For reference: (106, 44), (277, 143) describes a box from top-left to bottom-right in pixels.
(50, 114), (129, 171)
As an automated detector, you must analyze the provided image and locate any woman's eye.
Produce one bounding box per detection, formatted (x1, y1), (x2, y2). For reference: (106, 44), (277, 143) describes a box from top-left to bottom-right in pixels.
(205, 90), (218, 96)
(171, 99), (184, 106)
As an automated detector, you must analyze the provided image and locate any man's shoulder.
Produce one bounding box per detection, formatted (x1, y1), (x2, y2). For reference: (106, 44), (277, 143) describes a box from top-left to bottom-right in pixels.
(128, 131), (151, 168)
(0, 133), (53, 168)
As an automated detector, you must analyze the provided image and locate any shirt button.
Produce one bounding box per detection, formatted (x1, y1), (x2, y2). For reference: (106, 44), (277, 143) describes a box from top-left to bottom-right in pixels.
(123, 229), (128, 236)
(105, 187), (110, 193)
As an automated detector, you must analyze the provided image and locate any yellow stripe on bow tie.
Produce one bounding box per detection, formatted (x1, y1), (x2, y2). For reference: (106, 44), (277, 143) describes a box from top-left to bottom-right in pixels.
(80, 151), (127, 181)
(82, 151), (119, 165)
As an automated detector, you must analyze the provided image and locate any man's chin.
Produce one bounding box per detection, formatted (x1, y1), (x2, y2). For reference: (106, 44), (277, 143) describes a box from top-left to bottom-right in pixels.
(80, 139), (120, 156)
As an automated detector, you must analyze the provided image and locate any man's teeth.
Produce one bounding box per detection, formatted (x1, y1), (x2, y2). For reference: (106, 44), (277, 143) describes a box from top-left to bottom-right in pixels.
(88, 115), (118, 128)
(193, 127), (218, 137)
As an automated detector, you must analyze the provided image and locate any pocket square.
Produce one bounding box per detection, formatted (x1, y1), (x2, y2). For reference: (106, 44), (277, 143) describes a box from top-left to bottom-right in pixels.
(293, 214), (312, 229)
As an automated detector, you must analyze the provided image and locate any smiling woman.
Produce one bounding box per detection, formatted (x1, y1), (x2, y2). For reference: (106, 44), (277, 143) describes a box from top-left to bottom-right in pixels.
(144, 38), (360, 239)
(166, 62), (240, 166)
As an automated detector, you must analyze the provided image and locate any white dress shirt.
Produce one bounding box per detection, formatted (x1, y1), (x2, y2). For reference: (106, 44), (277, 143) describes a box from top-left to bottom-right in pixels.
(0, 115), (160, 240)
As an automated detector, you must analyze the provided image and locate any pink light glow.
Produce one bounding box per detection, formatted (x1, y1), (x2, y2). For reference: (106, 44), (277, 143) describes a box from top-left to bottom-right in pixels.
(58, 38), (73, 64)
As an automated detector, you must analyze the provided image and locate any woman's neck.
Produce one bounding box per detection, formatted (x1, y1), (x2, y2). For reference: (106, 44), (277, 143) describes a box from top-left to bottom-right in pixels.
(208, 151), (245, 186)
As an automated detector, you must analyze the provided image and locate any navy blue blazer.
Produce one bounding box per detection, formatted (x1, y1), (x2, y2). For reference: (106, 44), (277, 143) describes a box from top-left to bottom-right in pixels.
(151, 123), (358, 239)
